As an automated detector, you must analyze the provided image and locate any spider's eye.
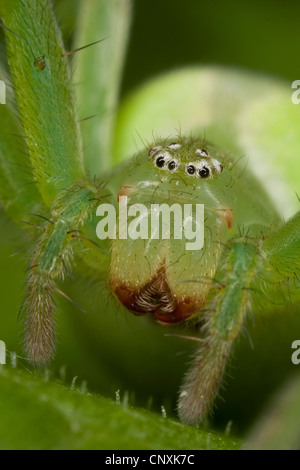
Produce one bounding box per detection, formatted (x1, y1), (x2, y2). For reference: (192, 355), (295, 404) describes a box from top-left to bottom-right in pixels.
(198, 166), (210, 178)
(186, 165), (195, 175)
(196, 149), (209, 157)
(149, 146), (162, 157)
(156, 156), (165, 168)
(211, 158), (224, 174)
(168, 143), (182, 150)
(168, 160), (177, 171)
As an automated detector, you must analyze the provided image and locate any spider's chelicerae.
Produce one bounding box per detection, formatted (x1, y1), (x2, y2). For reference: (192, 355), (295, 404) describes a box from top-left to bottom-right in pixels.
(0, 0), (299, 426)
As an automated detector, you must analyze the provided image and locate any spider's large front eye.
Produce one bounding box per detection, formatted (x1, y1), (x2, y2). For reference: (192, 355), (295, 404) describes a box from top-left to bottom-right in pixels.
(186, 164), (195, 175)
(168, 160), (178, 171)
(198, 166), (210, 178)
(156, 156), (165, 168)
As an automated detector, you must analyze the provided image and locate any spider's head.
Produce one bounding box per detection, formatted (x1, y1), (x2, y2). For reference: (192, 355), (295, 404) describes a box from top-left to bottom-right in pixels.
(149, 139), (223, 181)
(109, 137), (234, 325)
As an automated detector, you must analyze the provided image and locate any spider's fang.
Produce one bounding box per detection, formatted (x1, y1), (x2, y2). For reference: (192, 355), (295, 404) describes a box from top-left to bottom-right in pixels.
(111, 265), (203, 324)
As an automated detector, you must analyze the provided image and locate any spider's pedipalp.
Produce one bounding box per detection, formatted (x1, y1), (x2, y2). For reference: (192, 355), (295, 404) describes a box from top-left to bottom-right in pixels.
(23, 180), (111, 366)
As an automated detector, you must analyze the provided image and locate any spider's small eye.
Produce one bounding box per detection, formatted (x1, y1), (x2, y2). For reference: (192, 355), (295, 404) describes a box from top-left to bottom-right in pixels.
(168, 143), (181, 150)
(211, 158), (223, 174)
(198, 166), (210, 178)
(156, 156), (165, 168)
(149, 146), (162, 157)
(168, 160), (177, 171)
(186, 165), (195, 175)
(196, 149), (209, 157)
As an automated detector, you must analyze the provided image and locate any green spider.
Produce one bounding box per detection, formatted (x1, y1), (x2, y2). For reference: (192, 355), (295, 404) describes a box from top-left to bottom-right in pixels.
(0, 0), (299, 427)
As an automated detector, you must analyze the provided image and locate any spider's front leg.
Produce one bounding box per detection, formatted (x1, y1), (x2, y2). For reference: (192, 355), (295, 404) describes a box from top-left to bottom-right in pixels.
(24, 180), (110, 366)
(178, 238), (258, 425)
(179, 210), (300, 425)
(261, 210), (300, 288)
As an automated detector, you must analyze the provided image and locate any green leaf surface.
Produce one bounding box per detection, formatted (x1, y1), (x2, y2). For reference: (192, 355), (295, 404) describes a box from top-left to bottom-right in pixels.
(0, 366), (241, 450)
(246, 374), (300, 450)
(74, 0), (132, 176)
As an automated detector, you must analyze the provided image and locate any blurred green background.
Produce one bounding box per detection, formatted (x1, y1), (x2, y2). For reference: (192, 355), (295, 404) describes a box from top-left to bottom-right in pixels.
(1, 0), (300, 445)
(52, 0), (300, 92)
(123, 0), (300, 93)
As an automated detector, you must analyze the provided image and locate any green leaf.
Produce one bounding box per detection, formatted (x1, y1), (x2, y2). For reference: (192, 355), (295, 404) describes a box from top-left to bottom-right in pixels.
(246, 374), (300, 450)
(74, 0), (132, 176)
(0, 366), (241, 450)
